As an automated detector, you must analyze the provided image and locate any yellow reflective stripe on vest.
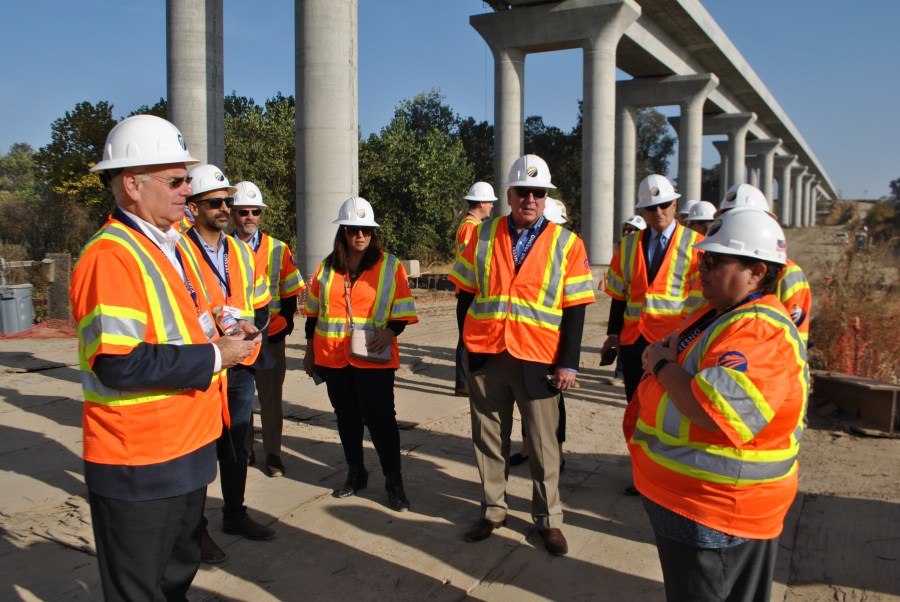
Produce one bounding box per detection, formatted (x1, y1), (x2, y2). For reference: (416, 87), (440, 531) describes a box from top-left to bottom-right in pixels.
(777, 264), (809, 300)
(78, 305), (146, 359)
(642, 227), (698, 314)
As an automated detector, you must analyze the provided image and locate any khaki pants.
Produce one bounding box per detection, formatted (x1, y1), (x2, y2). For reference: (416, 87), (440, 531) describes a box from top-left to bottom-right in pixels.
(248, 338), (286, 457)
(468, 351), (562, 529)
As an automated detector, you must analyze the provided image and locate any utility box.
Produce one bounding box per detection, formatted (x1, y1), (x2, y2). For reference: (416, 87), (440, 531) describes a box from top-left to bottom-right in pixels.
(0, 284), (34, 335)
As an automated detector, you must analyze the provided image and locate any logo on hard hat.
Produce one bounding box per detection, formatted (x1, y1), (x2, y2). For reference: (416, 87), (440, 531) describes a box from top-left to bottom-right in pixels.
(706, 219), (723, 237)
(527, 166), (538, 178)
(650, 187), (660, 197)
(717, 351), (748, 372)
(357, 208), (367, 218)
(177, 134), (187, 151)
(248, 190), (257, 199)
(214, 171), (225, 182)
(725, 191), (737, 202)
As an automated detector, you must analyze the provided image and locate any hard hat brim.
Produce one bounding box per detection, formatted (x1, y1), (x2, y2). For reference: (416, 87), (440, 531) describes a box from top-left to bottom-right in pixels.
(91, 155), (202, 172)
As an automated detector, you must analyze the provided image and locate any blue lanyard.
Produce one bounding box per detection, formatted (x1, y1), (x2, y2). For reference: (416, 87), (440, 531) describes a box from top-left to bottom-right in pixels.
(188, 228), (232, 300)
(508, 215), (545, 269)
(676, 291), (765, 354)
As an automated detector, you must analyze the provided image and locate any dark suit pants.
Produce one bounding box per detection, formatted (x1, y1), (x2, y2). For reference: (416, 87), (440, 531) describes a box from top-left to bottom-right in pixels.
(89, 487), (206, 602)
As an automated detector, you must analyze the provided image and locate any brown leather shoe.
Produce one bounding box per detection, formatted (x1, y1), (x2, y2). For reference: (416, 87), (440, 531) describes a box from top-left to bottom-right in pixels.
(222, 514), (275, 541)
(539, 528), (568, 556)
(200, 529), (226, 564)
(463, 518), (506, 542)
(266, 454), (285, 477)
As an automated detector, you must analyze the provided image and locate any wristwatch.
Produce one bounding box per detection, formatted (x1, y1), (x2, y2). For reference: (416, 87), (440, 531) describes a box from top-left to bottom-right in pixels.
(652, 357), (673, 377)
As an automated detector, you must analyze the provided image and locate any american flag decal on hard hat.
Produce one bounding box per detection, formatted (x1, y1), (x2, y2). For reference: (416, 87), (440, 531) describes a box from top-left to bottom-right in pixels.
(776, 239), (786, 253)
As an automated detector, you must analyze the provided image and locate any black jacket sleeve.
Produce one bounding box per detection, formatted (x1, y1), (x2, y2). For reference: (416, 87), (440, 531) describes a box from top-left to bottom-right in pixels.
(557, 304), (586, 370)
(607, 298), (626, 336)
(279, 295), (297, 336)
(93, 342), (216, 391)
(456, 291), (475, 335)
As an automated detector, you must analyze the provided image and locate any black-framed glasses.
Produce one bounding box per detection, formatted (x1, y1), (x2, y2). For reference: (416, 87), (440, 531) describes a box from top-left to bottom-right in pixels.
(643, 201), (674, 212)
(514, 187), (548, 199)
(144, 174), (193, 189)
(236, 208), (262, 217)
(698, 251), (745, 271)
(343, 226), (374, 237)
(195, 197), (234, 209)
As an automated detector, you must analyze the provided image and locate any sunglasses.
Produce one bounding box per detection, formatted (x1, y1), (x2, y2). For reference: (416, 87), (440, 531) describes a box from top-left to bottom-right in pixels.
(144, 174), (193, 189)
(514, 187), (548, 199)
(194, 197), (234, 209)
(343, 226), (374, 237)
(697, 251), (745, 271)
(643, 201), (674, 212)
(235, 208), (262, 217)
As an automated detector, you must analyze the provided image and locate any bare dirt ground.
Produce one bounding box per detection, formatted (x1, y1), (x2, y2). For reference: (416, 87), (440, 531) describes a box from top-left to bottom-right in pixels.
(0, 223), (898, 601)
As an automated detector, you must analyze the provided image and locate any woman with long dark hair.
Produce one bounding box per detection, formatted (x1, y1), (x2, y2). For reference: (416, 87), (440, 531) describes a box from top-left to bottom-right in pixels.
(302, 197), (418, 511)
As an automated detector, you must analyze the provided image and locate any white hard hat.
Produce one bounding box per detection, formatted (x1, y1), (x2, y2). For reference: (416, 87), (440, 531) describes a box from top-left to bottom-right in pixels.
(333, 196), (379, 227)
(678, 199), (700, 218)
(717, 183), (772, 217)
(542, 198), (568, 224)
(233, 181), (268, 207)
(636, 174), (681, 209)
(91, 114), (200, 172)
(506, 154), (557, 189)
(687, 200), (717, 222)
(694, 206), (787, 265)
(623, 215), (647, 230)
(187, 164), (238, 197)
(463, 181), (498, 202)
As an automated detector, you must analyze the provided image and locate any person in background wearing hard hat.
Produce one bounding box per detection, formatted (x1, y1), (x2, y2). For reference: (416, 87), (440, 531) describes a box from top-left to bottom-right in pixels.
(453, 182), (497, 397)
(718, 183), (812, 347)
(302, 197), (419, 512)
(676, 199), (699, 226)
(450, 154), (594, 556)
(230, 181), (306, 478)
(684, 200), (717, 235)
(179, 164), (274, 562)
(627, 208), (808, 601)
(601, 174), (703, 495)
(509, 197), (570, 471)
(621, 214), (647, 238)
(70, 115), (259, 600)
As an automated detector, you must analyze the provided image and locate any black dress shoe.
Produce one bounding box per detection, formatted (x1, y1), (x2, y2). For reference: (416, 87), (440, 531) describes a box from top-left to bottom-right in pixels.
(463, 518), (506, 542)
(334, 464), (368, 498)
(222, 514), (275, 541)
(454, 387), (469, 397)
(509, 452), (528, 466)
(385, 473), (410, 512)
(200, 529), (226, 564)
(266, 454), (285, 477)
(539, 528), (568, 556)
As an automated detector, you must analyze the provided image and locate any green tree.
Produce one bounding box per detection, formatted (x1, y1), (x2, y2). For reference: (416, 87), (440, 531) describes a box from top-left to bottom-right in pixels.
(456, 116), (493, 183)
(635, 107), (676, 178)
(129, 98), (168, 119)
(33, 101), (116, 253)
(395, 89), (457, 138)
(224, 93), (297, 249)
(0, 144), (43, 255)
(360, 109), (473, 262)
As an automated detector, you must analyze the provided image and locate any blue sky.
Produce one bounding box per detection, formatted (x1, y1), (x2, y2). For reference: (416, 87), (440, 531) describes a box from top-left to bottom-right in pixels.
(2, 1), (897, 199)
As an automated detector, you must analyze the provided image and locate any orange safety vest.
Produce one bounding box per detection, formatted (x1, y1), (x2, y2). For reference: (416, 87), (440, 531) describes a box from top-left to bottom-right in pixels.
(777, 259), (811, 346)
(179, 230), (271, 366)
(627, 294), (809, 539)
(454, 214), (482, 293)
(605, 224), (703, 345)
(304, 251), (418, 369)
(71, 217), (228, 467)
(449, 216), (595, 364)
(252, 233), (305, 337)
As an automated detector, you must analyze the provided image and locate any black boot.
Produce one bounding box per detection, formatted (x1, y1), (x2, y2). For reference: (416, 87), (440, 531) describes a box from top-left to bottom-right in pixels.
(385, 473), (410, 512)
(334, 464), (368, 498)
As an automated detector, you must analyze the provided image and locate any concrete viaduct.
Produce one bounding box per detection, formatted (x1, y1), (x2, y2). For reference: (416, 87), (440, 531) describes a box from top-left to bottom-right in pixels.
(165, 0), (835, 273)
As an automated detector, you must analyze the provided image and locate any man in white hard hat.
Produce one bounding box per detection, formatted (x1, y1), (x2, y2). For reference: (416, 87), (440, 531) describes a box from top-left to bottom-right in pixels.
(450, 154), (594, 556)
(676, 199), (699, 226)
(601, 174), (703, 449)
(70, 115), (259, 599)
(452, 181), (497, 396)
(685, 200), (717, 235)
(180, 165), (274, 561)
(230, 181), (306, 478)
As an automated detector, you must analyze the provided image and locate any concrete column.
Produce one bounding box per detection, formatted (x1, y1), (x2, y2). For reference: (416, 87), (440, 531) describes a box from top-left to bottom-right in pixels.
(791, 165), (807, 228)
(746, 139), (781, 208)
(166, 0), (224, 166)
(810, 184), (819, 226)
(802, 175), (815, 227)
(712, 139), (729, 202)
(615, 104), (637, 238)
(746, 156), (759, 187)
(296, 0), (358, 277)
(492, 47), (526, 215)
(620, 75), (717, 203)
(683, 113), (755, 191)
(774, 154), (796, 226)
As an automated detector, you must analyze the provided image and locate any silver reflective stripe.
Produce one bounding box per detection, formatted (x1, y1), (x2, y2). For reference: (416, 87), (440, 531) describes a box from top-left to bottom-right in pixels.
(391, 299), (416, 315)
(621, 234), (639, 284)
(701, 367), (769, 437)
(542, 228), (572, 307)
(315, 318), (345, 334)
(565, 279), (595, 296)
(666, 231), (692, 294)
(509, 299), (563, 326)
(474, 218), (497, 296)
(472, 299), (507, 316)
(80, 314), (144, 352)
(371, 255), (398, 325)
(632, 428), (798, 481)
(644, 297), (688, 312)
